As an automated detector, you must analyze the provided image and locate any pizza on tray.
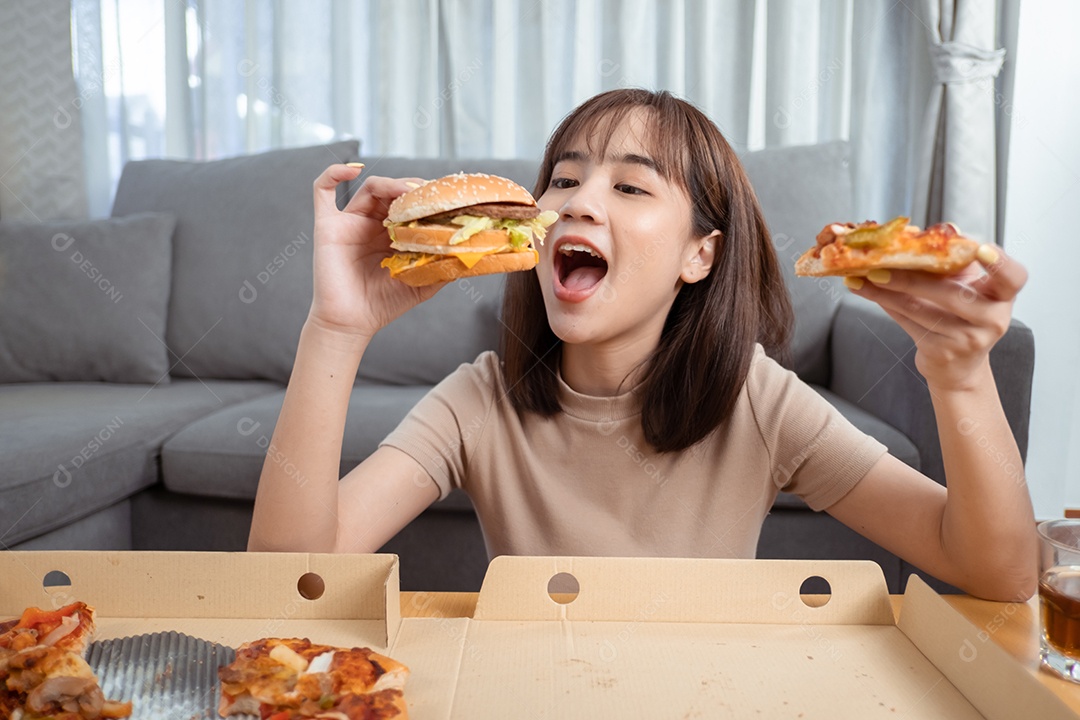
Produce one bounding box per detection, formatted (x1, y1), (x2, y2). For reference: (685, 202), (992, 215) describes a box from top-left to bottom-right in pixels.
(0, 602), (132, 720)
(217, 637), (409, 720)
(794, 216), (980, 277)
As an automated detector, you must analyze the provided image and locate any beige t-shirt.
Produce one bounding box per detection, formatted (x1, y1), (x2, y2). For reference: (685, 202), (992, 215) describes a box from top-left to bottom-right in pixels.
(380, 345), (887, 560)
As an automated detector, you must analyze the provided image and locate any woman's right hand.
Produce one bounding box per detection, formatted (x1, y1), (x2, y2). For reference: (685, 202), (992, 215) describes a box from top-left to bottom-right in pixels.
(308, 164), (444, 339)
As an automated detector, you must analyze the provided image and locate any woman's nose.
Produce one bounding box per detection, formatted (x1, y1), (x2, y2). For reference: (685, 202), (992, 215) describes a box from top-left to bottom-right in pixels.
(560, 179), (604, 224)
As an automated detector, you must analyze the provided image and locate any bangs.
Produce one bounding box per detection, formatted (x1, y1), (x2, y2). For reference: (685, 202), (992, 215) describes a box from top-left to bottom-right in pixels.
(535, 90), (692, 197)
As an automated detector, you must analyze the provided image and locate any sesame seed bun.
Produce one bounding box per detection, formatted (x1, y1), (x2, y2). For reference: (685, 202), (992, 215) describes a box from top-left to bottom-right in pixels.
(387, 172), (536, 223)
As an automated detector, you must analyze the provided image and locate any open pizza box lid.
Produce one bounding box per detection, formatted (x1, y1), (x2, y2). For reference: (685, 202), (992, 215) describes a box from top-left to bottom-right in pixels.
(0, 552), (1074, 719)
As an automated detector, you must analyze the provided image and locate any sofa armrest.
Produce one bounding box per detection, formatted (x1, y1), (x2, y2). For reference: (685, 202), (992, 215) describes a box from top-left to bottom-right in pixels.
(827, 295), (1034, 486)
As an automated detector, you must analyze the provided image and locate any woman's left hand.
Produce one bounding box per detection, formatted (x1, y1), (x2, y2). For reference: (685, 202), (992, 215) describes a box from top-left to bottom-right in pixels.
(844, 245), (1028, 392)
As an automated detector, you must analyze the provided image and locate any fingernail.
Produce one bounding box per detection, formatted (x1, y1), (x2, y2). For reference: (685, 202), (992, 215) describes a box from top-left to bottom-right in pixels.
(977, 244), (999, 265)
(346, 162), (365, 169)
(867, 269), (891, 285)
(844, 276), (864, 290)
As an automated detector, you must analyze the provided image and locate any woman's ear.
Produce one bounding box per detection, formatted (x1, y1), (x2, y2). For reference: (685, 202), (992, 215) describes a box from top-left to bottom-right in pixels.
(680, 230), (722, 284)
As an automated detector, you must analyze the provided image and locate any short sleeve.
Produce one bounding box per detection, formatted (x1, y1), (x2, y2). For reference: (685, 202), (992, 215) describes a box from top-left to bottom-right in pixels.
(378, 351), (499, 500)
(745, 346), (888, 511)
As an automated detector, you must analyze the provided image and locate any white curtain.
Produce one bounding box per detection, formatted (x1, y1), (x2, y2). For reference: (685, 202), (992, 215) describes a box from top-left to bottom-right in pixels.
(913, 0), (1006, 245)
(0, 0), (88, 221)
(71, 0), (934, 222)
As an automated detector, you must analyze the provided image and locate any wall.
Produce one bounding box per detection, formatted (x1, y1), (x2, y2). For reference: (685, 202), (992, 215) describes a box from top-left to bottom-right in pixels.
(1003, 0), (1080, 517)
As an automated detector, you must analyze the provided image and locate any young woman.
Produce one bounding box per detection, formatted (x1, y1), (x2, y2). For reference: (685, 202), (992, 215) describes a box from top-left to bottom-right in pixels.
(248, 89), (1035, 601)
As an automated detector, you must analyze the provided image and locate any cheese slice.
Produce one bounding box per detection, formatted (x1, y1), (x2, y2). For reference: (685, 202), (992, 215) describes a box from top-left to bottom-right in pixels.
(380, 252), (439, 274)
(455, 246), (537, 269)
(381, 247), (537, 275)
(454, 251), (490, 269)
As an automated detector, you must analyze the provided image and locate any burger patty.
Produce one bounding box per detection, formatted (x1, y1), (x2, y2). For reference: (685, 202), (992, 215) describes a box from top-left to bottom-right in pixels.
(426, 202), (540, 222)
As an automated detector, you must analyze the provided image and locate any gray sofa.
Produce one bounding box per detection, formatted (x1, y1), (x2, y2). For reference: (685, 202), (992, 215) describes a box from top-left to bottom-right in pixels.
(0, 140), (1034, 594)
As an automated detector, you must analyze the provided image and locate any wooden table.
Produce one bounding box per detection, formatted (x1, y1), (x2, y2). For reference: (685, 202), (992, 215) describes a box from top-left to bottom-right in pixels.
(401, 591), (1080, 715)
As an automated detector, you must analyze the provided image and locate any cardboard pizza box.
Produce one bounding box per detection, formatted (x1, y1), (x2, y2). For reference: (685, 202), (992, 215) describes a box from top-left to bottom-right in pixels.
(0, 552), (1074, 719)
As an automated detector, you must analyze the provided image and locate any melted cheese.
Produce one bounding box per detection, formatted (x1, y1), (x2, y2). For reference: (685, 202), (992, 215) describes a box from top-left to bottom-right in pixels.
(381, 247), (537, 275)
(380, 252), (439, 274)
(454, 251), (489, 269)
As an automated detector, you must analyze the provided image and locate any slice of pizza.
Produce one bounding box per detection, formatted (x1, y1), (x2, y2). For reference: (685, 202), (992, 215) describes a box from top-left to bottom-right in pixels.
(0, 642), (132, 719)
(794, 216), (979, 277)
(218, 637), (409, 719)
(0, 603), (132, 719)
(0, 602), (96, 654)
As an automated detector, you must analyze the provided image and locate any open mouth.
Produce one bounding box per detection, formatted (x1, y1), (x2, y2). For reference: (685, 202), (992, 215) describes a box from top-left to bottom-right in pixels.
(555, 242), (609, 293)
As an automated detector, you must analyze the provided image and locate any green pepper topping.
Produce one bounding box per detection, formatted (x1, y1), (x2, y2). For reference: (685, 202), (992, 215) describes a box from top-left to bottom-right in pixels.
(844, 216), (909, 249)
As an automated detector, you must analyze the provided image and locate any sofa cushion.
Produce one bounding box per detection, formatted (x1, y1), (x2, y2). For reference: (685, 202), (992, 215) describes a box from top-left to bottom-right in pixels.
(0, 213), (175, 384)
(0, 379), (280, 546)
(352, 157), (538, 386)
(360, 274), (507, 386)
(740, 141), (851, 384)
(10, 500), (132, 551)
(162, 384), (431, 499)
(771, 384), (920, 510)
(110, 141), (360, 384)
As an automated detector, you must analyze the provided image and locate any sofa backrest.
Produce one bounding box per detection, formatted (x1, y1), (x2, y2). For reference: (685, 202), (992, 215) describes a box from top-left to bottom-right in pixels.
(111, 141), (361, 383)
(741, 141), (851, 384)
(109, 141), (850, 387)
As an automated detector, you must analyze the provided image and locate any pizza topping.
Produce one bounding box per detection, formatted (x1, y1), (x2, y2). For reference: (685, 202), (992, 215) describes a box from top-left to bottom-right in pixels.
(842, 216), (909, 249)
(306, 651), (335, 675)
(815, 221), (857, 248)
(1, 643), (131, 719)
(219, 640), (408, 720)
(0, 603), (134, 719)
(269, 643), (309, 674)
(1, 603), (96, 656)
(39, 615), (80, 647)
(25, 674), (98, 712)
(3, 628), (41, 652)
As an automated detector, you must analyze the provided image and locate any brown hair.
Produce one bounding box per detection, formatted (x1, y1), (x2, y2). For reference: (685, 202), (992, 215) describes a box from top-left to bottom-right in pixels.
(500, 89), (793, 453)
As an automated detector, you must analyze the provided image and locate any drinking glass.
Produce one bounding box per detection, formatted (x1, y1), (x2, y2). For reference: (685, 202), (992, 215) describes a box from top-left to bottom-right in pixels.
(1038, 519), (1080, 682)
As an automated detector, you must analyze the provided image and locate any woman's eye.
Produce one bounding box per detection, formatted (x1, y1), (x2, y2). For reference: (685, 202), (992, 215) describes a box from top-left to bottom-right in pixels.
(550, 177), (578, 189)
(616, 183), (646, 195)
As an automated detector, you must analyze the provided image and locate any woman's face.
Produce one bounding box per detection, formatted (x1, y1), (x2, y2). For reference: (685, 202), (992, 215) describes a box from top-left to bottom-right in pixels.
(535, 109), (715, 348)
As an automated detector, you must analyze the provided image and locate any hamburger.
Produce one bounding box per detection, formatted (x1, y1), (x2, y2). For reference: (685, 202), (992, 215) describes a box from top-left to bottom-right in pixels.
(381, 172), (558, 287)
